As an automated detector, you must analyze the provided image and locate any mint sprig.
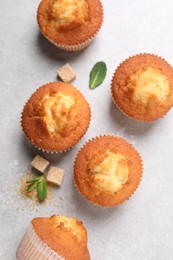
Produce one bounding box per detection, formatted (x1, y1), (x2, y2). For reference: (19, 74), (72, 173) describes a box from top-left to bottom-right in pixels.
(37, 180), (47, 202)
(89, 61), (107, 89)
(26, 176), (43, 184)
(28, 181), (38, 192)
(26, 176), (47, 202)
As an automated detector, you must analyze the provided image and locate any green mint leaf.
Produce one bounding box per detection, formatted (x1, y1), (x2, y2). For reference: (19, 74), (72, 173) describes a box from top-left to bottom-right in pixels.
(37, 180), (47, 202)
(26, 176), (43, 184)
(28, 181), (38, 192)
(89, 61), (107, 89)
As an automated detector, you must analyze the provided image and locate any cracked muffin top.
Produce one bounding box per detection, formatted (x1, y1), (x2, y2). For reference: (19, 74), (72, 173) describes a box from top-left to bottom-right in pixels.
(32, 215), (90, 260)
(111, 54), (173, 122)
(37, 0), (103, 49)
(21, 82), (91, 152)
(74, 135), (143, 207)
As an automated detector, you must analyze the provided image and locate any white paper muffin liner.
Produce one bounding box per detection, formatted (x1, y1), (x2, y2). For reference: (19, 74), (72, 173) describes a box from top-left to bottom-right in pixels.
(110, 53), (173, 122)
(73, 135), (143, 208)
(44, 34), (95, 52)
(16, 223), (64, 260)
(21, 82), (91, 154)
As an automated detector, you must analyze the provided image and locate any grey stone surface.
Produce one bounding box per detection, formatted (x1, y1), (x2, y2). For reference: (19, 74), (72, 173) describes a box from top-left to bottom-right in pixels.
(0, 0), (173, 259)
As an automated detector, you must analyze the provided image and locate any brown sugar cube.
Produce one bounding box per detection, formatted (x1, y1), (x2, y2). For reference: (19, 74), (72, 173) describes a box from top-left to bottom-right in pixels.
(46, 166), (65, 186)
(57, 63), (76, 83)
(31, 155), (50, 173)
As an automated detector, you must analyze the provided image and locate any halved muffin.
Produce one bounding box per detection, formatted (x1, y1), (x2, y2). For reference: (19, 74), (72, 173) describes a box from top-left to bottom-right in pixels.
(21, 82), (91, 152)
(111, 54), (173, 121)
(37, 0), (104, 51)
(74, 135), (143, 207)
(16, 215), (90, 260)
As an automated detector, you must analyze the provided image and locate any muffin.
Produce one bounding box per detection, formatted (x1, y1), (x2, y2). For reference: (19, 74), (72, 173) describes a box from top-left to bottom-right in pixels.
(111, 54), (173, 122)
(37, 0), (103, 51)
(16, 215), (90, 260)
(21, 82), (91, 152)
(74, 135), (143, 207)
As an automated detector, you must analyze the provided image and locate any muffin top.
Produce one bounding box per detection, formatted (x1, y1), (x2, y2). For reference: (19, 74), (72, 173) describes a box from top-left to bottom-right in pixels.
(37, 0), (103, 45)
(21, 82), (91, 152)
(51, 0), (89, 30)
(89, 150), (129, 194)
(32, 215), (90, 260)
(74, 136), (143, 207)
(111, 54), (173, 121)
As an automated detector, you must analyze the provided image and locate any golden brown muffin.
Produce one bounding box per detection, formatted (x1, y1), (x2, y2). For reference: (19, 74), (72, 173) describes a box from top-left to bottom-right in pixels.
(21, 82), (91, 152)
(16, 215), (90, 260)
(74, 135), (143, 207)
(37, 0), (103, 51)
(111, 54), (173, 122)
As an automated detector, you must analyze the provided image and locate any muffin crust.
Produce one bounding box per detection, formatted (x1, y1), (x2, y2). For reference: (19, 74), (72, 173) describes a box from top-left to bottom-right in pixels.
(129, 67), (169, 104)
(90, 150), (129, 193)
(51, 0), (89, 31)
(21, 82), (91, 152)
(111, 54), (173, 121)
(32, 216), (90, 260)
(37, 0), (103, 46)
(74, 136), (143, 207)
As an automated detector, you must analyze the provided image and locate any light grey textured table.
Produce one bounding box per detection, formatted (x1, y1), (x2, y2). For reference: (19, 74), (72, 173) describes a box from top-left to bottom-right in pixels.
(0, 0), (173, 259)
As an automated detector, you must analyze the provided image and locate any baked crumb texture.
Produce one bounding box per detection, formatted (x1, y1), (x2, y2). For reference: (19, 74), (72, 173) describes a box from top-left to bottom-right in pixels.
(21, 82), (91, 152)
(16, 215), (90, 260)
(111, 54), (173, 121)
(57, 63), (76, 83)
(74, 135), (143, 207)
(31, 155), (50, 173)
(37, 0), (103, 50)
